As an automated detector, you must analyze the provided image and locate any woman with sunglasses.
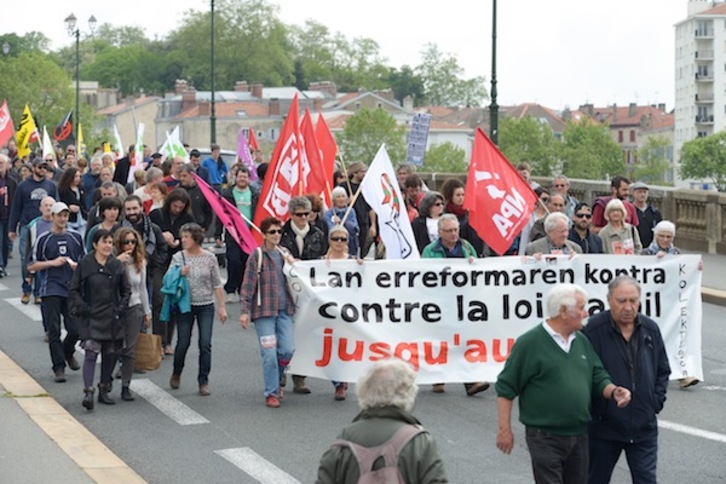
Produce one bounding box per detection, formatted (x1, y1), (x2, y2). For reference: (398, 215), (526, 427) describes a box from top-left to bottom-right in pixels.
(239, 217), (296, 408)
(113, 228), (151, 401)
(411, 191), (446, 254)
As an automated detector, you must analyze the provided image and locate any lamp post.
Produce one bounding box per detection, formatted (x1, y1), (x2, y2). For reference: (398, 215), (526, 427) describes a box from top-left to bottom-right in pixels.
(210, 0), (217, 144)
(65, 13), (97, 143)
(489, 0), (499, 145)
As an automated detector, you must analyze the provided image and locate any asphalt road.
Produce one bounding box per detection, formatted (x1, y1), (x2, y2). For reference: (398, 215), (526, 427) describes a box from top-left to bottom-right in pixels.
(0, 259), (724, 483)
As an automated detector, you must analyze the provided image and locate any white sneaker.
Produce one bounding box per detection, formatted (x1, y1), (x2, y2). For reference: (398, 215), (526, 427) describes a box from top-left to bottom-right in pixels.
(224, 293), (238, 304)
(679, 377), (699, 388)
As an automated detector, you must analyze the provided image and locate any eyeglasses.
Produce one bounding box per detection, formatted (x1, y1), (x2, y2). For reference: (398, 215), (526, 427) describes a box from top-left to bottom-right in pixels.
(266, 229), (283, 235)
(67, 149), (76, 153)
(540, 197), (549, 202)
(330, 237), (348, 242)
(575, 213), (592, 219)
(44, 158), (54, 162)
(35, 165), (47, 170)
(440, 228), (459, 233)
(293, 212), (310, 217)
(434, 202), (444, 207)
(122, 239), (137, 245)
(553, 184), (566, 188)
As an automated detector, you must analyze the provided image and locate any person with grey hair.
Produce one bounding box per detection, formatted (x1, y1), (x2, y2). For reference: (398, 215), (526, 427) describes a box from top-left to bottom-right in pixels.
(496, 283), (631, 484)
(411, 191), (446, 254)
(525, 212), (583, 256)
(133, 166), (164, 214)
(583, 276), (670, 483)
(316, 359), (449, 483)
(323, 186), (360, 256)
(280, 196), (327, 394)
(528, 193), (567, 242)
(599, 198), (642, 255)
(552, 175), (579, 218)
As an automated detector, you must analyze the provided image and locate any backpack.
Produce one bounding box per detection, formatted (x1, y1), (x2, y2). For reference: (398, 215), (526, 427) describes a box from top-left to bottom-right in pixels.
(331, 424), (425, 484)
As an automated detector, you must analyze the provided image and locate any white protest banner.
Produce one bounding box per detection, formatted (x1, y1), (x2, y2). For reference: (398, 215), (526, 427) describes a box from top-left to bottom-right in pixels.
(287, 254), (702, 384)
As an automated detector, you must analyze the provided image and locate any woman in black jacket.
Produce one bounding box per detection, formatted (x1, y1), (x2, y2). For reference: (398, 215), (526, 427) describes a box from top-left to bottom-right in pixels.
(57, 167), (87, 236)
(69, 229), (131, 410)
(410, 191), (445, 254)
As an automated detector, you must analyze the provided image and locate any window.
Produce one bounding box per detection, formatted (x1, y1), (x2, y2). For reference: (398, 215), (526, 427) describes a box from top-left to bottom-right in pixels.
(268, 128), (277, 140)
(618, 130), (623, 143)
(629, 130), (635, 142)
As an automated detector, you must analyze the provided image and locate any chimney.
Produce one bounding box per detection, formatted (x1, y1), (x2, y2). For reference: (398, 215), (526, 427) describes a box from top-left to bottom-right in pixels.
(612, 103), (617, 122)
(308, 81), (337, 98)
(561, 107), (572, 122)
(235, 81), (248, 92)
(579, 103), (594, 117)
(269, 98), (280, 116)
(175, 79), (188, 95)
(251, 83), (263, 99)
(628, 102), (637, 117)
(313, 97), (323, 112)
(181, 86), (197, 112)
(658, 103), (666, 112)
(403, 95), (414, 111)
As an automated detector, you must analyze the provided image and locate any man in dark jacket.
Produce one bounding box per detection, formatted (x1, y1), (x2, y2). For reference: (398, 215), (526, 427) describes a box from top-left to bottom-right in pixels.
(178, 164), (213, 231)
(584, 276), (670, 484)
(113, 144), (134, 187)
(0, 153), (18, 277)
(568, 202), (603, 254)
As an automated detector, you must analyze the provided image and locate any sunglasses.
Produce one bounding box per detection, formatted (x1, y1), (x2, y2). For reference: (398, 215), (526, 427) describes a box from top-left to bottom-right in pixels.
(122, 239), (137, 245)
(67, 149), (76, 153)
(434, 202), (444, 207)
(330, 237), (348, 242)
(553, 184), (566, 188)
(575, 213), (592, 219)
(540, 197), (549, 202)
(266, 229), (283, 235)
(44, 158), (54, 162)
(293, 212), (310, 217)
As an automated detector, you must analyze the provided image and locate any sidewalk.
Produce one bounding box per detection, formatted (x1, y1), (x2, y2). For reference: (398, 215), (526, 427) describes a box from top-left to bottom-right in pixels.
(685, 251), (726, 305)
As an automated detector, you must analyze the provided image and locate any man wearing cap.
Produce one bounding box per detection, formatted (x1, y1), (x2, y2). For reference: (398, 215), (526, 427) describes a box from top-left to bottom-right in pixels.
(339, 162), (377, 257)
(631, 182), (662, 248)
(27, 202), (86, 383)
(8, 158), (58, 304)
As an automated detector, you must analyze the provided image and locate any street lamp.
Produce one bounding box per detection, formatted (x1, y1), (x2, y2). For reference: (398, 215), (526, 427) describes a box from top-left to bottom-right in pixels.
(210, 0), (217, 144)
(65, 13), (97, 143)
(489, 0), (499, 145)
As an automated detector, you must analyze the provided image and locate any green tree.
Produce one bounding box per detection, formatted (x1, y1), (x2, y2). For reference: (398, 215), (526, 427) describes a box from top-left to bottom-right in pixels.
(337, 108), (407, 165)
(499, 115), (558, 176)
(680, 131), (726, 191)
(420, 142), (467, 173)
(84, 44), (168, 96)
(387, 65), (425, 106)
(634, 135), (672, 185)
(559, 118), (625, 180)
(415, 43), (487, 107)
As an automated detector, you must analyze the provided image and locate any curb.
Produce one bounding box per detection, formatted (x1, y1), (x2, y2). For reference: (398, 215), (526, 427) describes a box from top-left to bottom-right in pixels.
(702, 287), (726, 307)
(0, 350), (146, 484)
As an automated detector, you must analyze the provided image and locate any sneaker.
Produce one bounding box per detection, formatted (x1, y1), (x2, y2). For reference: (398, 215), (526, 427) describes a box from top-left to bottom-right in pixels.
(34, 296), (42, 305)
(21, 293), (30, 305)
(224, 292), (238, 304)
(334, 383), (347, 401)
(199, 384), (211, 396)
(679, 377), (699, 388)
(466, 382), (490, 396)
(67, 356), (80, 371)
(164, 345), (175, 355)
(432, 384), (445, 393)
(265, 395), (281, 408)
(54, 370), (66, 383)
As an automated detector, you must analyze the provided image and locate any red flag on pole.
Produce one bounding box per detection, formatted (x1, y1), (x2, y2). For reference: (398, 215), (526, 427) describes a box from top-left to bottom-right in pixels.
(252, 94), (303, 241)
(315, 114), (337, 191)
(300, 108), (330, 207)
(463, 128), (538, 256)
(248, 128), (259, 151)
(0, 100), (14, 148)
(192, 172), (258, 254)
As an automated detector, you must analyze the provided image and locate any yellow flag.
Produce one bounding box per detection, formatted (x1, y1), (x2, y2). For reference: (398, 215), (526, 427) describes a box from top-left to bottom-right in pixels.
(16, 104), (38, 159)
(78, 123), (88, 161)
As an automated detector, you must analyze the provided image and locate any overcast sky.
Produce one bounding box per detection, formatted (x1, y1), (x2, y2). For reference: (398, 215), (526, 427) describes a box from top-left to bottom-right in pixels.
(5, 0), (688, 111)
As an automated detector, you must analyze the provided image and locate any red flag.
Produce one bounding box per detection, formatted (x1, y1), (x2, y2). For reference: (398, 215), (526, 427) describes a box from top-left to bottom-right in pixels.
(0, 100), (14, 147)
(300, 108), (330, 207)
(463, 128), (538, 256)
(192, 172), (258, 254)
(248, 128), (259, 151)
(253, 94), (303, 242)
(315, 114), (337, 191)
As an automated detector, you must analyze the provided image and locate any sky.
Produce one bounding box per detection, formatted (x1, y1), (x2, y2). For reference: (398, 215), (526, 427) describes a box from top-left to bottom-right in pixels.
(4, 0), (689, 111)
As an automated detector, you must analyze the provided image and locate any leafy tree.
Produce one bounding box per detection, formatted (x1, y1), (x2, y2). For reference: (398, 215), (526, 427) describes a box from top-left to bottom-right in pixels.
(388, 65), (425, 106)
(84, 44), (168, 96)
(337, 108), (407, 165)
(415, 43), (487, 107)
(634, 135), (672, 185)
(420, 142), (467, 173)
(499, 115), (558, 176)
(93, 24), (148, 47)
(559, 118), (625, 180)
(0, 32), (51, 55)
(680, 131), (726, 191)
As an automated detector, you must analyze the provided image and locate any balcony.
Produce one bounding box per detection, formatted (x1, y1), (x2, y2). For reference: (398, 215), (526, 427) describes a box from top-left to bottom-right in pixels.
(695, 50), (714, 60)
(696, 72), (714, 82)
(695, 114), (714, 124)
(695, 29), (714, 38)
(695, 93), (715, 103)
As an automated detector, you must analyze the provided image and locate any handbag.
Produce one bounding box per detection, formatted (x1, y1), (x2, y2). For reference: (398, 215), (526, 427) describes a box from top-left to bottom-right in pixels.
(134, 332), (163, 371)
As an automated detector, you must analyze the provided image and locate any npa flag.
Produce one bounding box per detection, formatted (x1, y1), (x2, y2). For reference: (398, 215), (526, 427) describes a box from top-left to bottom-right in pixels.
(315, 114), (337, 190)
(16, 104), (39, 158)
(360, 145), (419, 260)
(192, 172), (258, 254)
(0, 100), (14, 148)
(248, 128), (259, 151)
(236, 128), (258, 181)
(253, 94), (304, 237)
(463, 128), (538, 256)
(300, 108), (330, 207)
(53, 109), (75, 149)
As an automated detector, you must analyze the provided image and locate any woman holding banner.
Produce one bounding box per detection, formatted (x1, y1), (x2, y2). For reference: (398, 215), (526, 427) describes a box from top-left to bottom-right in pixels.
(598, 199), (642, 255)
(323, 187), (359, 257)
(411, 191), (445, 254)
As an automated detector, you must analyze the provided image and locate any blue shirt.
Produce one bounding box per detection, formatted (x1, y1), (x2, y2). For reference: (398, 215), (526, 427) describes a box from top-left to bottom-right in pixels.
(201, 156), (229, 185)
(32, 230), (85, 298)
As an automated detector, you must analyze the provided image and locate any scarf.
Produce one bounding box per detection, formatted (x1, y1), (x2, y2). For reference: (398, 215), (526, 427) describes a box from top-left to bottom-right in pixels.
(445, 202), (467, 219)
(290, 222), (310, 256)
(646, 241), (678, 255)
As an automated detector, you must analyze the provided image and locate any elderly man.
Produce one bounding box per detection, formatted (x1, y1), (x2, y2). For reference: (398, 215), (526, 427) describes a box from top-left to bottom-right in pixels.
(583, 276), (670, 484)
(526, 212), (583, 256)
(82, 156), (103, 210)
(496, 283), (632, 484)
(316, 359), (448, 483)
(568, 202), (603, 254)
(528, 193), (567, 242)
(552, 175), (579, 218)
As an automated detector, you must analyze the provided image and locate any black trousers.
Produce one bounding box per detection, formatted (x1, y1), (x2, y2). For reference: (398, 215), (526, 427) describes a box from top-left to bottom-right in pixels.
(525, 428), (588, 484)
(224, 239), (249, 295)
(41, 296), (78, 372)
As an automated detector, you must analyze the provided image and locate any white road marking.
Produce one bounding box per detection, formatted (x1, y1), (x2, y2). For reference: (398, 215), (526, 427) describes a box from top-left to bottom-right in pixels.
(659, 419), (726, 444)
(129, 379), (209, 426)
(5, 297), (42, 321)
(0, 282), (8, 291)
(702, 385), (726, 391)
(215, 448), (300, 484)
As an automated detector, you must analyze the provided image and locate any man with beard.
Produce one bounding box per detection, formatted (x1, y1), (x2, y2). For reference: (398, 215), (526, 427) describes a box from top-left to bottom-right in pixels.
(178, 164), (212, 232)
(591, 176), (639, 234)
(82, 157), (102, 211)
(568, 202), (603, 254)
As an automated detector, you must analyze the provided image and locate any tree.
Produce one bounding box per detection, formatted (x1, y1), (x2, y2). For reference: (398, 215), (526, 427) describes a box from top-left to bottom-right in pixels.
(498, 115), (558, 176)
(84, 44), (168, 96)
(337, 108), (407, 165)
(420, 142), (467, 173)
(388, 65), (425, 106)
(680, 131), (726, 191)
(635, 136), (672, 185)
(559, 118), (625, 180)
(415, 43), (487, 107)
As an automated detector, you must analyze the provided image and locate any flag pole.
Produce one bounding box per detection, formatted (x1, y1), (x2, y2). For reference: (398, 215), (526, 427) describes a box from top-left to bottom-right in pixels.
(340, 181), (364, 225)
(238, 211), (263, 235)
(338, 154), (353, 196)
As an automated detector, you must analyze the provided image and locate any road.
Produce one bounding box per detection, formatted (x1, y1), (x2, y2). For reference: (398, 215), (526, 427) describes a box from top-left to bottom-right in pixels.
(0, 261), (724, 483)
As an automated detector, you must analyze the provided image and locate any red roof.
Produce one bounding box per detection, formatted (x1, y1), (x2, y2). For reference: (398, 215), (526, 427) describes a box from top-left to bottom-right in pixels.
(701, 4), (726, 15)
(591, 105), (671, 128)
(175, 101), (270, 120)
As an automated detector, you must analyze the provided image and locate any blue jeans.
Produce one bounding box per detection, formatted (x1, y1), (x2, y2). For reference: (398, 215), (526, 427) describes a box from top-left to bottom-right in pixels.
(173, 304), (215, 385)
(253, 311), (295, 397)
(19, 224), (39, 296)
(588, 432), (658, 484)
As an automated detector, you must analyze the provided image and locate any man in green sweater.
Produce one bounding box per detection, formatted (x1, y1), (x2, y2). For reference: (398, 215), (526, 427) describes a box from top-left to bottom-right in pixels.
(495, 283), (632, 484)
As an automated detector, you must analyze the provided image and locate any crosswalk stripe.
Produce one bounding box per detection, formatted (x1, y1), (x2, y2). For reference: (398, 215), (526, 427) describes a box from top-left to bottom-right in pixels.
(215, 448), (301, 484)
(129, 379), (209, 426)
(0, 282), (8, 291)
(5, 297), (42, 321)
(659, 419), (726, 444)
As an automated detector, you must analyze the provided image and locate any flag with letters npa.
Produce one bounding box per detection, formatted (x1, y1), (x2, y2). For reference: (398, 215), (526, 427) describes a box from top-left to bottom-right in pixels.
(253, 94), (303, 240)
(300, 108), (330, 207)
(360, 145), (419, 260)
(16, 104), (39, 158)
(52, 109), (75, 149)
(315, 114), (337, 190)
(463, 128), (538, 256)
(236, 128), (257, 181)
(0, 100), (14, 148)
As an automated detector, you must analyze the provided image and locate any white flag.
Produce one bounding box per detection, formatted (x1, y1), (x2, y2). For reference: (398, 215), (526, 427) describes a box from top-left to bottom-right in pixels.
(360, 145), (420, 259)
(113, 125), (125, 158)
(42, 126), (54, 159)
(128, 123), (145, 184)
(159, 126), (189, 164)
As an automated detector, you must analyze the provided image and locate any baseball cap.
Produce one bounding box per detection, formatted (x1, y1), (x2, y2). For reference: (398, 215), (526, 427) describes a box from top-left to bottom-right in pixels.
(631, 181), (649, 191)
(151, 152), (163, 159)
(32, 157), (48, 167)
(51, 202), (70, 214)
